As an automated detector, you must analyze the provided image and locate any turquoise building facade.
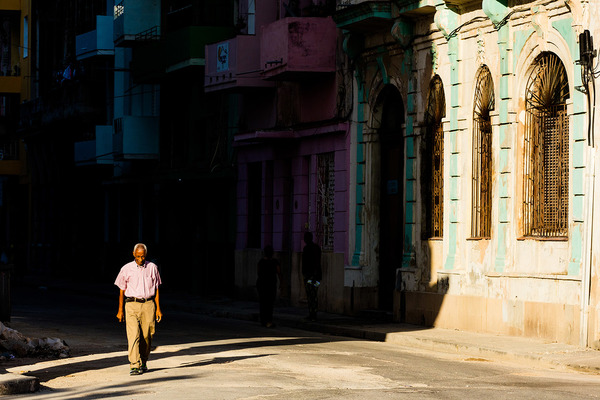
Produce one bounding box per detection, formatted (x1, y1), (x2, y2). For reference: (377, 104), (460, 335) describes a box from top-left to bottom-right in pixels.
(335, 0), (600, 347)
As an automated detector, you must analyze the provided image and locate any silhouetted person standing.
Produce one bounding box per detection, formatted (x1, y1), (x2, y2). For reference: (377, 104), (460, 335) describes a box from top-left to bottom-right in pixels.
(302, 232), (322, 321)
(256, 245), (281, 328)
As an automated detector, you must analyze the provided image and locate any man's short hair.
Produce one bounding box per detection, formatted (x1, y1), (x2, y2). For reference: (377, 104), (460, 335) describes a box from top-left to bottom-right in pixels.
(133, 243), (147, 254)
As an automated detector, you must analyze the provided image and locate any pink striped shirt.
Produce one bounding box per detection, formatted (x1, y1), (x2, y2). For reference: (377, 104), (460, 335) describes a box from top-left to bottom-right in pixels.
(114, 261), (162, 299)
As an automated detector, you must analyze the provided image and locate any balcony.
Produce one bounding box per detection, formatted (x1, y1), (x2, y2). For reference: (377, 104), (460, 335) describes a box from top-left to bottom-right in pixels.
(166, 26), (233, 73)
(334, 1), (393, 32)
(260, 17), (337, 80)
(18, 82), (104, 132)
(113, 0), (160, 47)
(205, 35), (274, 92)
(0, 141), (24, 175)
(132, 26), (233, 82)
(0, 1), (20, 11)
(74, 125), (113, 166)
(76, 15), (115, 60)
(0, 76), (20, 94)
(113, 116), (159, 160)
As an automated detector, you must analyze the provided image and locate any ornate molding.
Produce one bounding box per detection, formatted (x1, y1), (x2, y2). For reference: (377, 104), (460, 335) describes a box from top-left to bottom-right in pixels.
(565, 0), (584, 36)
(431, 43), (439, 74)
(531, 5), (549, 39)
(482, 0), (511, 29)
(391, 19), (413, 49)
(434, 4), (459, 41)
(477, 29), (486, 65)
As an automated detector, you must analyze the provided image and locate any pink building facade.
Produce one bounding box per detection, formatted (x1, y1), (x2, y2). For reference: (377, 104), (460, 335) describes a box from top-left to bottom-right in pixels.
(205, 0), (351, 311)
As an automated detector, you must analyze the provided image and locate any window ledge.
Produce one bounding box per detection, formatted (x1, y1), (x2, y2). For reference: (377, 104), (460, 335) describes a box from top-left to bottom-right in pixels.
(517, 236), (568, 242)
(486, 272), (579, 281)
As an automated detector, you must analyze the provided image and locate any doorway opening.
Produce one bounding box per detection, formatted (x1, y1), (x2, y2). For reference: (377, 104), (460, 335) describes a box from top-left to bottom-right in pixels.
(377, 85), (405, 311)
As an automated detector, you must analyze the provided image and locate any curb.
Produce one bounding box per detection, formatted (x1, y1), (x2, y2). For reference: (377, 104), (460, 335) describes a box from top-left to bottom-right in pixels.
(207, 307), (600, 375)
(0, 373), (39, 395)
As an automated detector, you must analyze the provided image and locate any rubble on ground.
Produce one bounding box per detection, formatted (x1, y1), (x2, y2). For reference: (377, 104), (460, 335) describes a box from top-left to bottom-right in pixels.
(0, 322), (69, 359)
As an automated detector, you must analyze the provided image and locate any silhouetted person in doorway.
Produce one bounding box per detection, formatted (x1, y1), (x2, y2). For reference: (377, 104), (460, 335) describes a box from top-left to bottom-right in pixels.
(302, 232), (322, 321)
(256, 245), (281, 328)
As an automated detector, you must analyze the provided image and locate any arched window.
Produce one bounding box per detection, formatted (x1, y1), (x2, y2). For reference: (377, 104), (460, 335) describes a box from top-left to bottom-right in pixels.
(523, 52), (569, 237)
(423, 76), (446, 238)
(472, 66), (495, 238)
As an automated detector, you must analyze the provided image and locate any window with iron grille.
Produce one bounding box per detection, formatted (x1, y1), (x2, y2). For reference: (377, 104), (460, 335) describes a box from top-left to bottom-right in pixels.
(423, 76), (446, 238)
(523, 52), (569, 237)
(472, 65), (495, 238)
(316, 152), (335, 251)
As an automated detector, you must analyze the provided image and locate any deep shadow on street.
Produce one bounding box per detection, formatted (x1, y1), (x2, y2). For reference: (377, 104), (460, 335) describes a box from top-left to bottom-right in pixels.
(3, 284), (600, 400)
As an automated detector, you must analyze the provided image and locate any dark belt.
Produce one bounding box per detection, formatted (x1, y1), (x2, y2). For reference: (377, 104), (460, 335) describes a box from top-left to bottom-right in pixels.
(125, 296), (154, 303)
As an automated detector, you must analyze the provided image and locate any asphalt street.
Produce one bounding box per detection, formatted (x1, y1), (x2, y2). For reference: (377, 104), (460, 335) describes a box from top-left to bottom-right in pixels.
(2, 285), (600, 399)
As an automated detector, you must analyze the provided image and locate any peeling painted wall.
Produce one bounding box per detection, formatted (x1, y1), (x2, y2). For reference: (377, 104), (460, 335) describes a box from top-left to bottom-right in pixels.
(343, 0), (596, 346)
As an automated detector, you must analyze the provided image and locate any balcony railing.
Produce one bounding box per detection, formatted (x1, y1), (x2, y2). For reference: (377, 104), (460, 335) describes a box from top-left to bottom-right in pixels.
(113, 0), (160, 47)
(76, 15), (115, 60)
(135, 25), (160, 42)
(18, 82), (105, 132)
(74, 125), (114, 166)
(113, 116), (159, 160)
(0, 141), (24, 175)
(0, 142), (18, 161)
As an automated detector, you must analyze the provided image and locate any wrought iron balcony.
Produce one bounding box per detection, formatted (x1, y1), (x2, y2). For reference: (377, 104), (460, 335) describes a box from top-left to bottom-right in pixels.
(113, 0), (160, 47)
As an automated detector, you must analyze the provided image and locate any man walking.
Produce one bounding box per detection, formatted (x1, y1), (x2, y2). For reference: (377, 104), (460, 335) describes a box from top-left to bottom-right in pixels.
(302, 232), (322, 321)
(115, 243), (163, 375)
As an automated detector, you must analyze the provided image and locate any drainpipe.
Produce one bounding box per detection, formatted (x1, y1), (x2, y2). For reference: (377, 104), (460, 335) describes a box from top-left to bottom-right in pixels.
(579, 29), (597, 348)
(581, 145), (595, 347)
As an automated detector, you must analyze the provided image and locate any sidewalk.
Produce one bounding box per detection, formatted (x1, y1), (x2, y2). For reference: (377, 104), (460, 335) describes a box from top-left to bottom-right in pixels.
(2, 280), (600, 394)
(185, 295), (600, 374)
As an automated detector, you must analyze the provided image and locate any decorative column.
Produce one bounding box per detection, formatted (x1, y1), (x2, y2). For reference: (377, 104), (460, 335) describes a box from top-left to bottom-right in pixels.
(392, 19), (418, 269)
(343, 32), (367, 267)
(483, 0), (512, 272)
(435, 4), (461, 271)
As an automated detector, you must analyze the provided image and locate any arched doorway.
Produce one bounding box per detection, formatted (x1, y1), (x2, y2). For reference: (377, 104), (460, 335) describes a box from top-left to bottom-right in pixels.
(377, 85), (405, 310)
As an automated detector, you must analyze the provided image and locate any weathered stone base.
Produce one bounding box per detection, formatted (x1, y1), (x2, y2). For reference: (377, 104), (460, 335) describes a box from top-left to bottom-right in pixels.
(342, 286), (378, 315)
(395, 291), (581, 346)
(0, 373), (39, 395)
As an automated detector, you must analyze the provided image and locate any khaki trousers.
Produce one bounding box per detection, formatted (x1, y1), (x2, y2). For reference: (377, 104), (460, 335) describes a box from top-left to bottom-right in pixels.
(125, 300), (156, 369)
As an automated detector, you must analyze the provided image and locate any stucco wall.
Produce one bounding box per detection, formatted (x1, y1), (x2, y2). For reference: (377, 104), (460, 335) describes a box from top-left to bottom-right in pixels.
(342, 0), (593, 345)
(397, 291), (581, 345)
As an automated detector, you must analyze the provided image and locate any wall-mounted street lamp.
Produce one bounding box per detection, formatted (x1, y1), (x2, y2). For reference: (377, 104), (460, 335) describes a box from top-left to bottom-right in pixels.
(577, 29), (597, 146)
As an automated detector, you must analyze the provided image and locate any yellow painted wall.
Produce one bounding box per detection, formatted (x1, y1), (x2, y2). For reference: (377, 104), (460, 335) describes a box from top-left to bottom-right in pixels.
(0, 0), (20, 11)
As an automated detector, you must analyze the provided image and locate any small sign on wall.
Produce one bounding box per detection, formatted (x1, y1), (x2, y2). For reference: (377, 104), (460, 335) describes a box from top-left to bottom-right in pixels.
(216, 42), (229, 72)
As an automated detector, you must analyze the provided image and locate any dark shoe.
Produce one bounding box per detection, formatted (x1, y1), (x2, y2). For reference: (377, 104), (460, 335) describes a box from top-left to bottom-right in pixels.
(140, 363), (148, 372)
(130, 368), (143, 376)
